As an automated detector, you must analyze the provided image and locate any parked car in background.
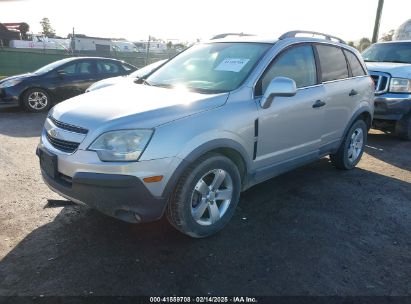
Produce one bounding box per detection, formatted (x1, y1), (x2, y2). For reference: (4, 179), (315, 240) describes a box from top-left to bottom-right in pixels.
(38, 31), (374, 238)
(0, 57), (136, 112)
(86, 59), (167, 92)
(363, 41), (411, 140)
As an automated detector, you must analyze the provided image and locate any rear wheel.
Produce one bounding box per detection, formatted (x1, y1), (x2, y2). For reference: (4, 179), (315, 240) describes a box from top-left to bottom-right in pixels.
(166, 153), (241, 238)
(330, 120), (367, 170)
(395, 113), (411, 140)
(22, 88), (52, 113)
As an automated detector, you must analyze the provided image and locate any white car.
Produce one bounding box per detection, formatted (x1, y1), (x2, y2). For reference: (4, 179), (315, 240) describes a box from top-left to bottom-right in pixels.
(86, 59), (167, 92)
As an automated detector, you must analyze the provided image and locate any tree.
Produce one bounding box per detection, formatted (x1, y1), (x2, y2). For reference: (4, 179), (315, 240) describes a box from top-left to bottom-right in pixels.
(40, 17), (55, 38)
(347, 41), (355, 47)
(359, 37), (371, 51)
(18, 22), (29, 40)
(166, 41), (173, 49)
(380, 29), (395, 41)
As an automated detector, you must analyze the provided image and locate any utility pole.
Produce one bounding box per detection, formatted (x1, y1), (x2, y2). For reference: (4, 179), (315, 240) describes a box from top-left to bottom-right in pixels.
(71, 27), (75, 54)
(145, 35), (151, 65)
(372, 0), (384, 43)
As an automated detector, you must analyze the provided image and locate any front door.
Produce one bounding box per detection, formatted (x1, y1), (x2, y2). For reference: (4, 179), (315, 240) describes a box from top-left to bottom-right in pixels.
(254, 44), (326, 176)
(51, 60), (97, 102)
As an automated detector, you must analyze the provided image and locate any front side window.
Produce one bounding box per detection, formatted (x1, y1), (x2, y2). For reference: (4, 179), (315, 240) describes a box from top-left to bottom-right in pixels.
(60, 61), (94, 75)
(77, 62), (94, 74)
(344, 50), (366, 77)
(146, 42), (271, 93)
(257, 44), (317, 96)
(316, 45), (348, 82)
(61, 63), (77, 74)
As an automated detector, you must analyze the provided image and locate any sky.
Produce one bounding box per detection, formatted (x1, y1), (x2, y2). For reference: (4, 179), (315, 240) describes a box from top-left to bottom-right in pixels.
(1, 0), (411, 42)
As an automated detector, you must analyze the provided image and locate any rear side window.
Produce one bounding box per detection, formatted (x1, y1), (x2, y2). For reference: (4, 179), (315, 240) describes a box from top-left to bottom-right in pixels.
(344, 50), (366, 77)
(257, 44), (317, 95)
(97, 61), (121, 74)
(122, 63), (133, 72)
(316, 45), (348, 82)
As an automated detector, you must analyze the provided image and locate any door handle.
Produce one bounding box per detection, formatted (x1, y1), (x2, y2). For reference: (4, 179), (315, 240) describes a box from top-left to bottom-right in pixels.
(312, 100), (326, 108)
(349, 89), (358, 96)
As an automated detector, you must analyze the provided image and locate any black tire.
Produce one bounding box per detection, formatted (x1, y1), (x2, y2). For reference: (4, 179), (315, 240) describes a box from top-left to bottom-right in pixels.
(395, 113), (411, 141)
(330, 119), (368, 170)
(166, 153), (241, 238)
(22, 88), (52, 113)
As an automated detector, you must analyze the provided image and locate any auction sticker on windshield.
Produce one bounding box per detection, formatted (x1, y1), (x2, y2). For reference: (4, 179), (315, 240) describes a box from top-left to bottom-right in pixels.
(215, 58), (250, 72)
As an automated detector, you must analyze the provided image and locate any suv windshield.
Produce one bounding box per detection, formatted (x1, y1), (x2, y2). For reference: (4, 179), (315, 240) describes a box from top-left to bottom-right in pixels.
(362, 42), (411, 64)
(145, 42), (271, 93)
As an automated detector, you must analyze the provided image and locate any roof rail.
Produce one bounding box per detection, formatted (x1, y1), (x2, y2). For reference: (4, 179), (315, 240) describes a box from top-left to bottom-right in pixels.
(210, 32), (254, 40)
(279, 30), (346, 44)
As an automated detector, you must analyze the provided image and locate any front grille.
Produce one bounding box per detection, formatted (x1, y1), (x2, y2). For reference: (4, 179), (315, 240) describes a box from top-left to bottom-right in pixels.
(370, 72), (390, 95)
(46, 132), (80, 153)
(48, 116), (88, 134)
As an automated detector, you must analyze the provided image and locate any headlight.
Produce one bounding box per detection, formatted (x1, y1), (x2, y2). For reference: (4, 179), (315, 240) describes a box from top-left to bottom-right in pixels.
(0, 79), (22, 88)
(89, 129), (153, 162)
(389, 78), (411, 93)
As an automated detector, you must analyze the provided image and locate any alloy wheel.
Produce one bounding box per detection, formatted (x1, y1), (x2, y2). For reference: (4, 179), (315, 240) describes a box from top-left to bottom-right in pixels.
(190, 169), (233, 226)
(27, 91), (48, 110)
(347, 127), (364, 163)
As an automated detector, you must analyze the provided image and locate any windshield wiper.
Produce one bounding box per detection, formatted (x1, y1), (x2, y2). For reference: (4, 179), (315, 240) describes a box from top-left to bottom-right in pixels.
(134, 77), (151, 86)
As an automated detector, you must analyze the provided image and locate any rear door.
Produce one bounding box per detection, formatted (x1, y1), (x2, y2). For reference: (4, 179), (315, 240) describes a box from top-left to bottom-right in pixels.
(255, 44), (326, 172)
(315, 44), (362, 146)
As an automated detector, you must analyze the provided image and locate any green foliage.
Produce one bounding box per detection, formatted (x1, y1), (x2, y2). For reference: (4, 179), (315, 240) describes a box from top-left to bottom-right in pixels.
(40, 18), (56, 38)
(380, 29), (395, 42)
(359, 37), (371, 51)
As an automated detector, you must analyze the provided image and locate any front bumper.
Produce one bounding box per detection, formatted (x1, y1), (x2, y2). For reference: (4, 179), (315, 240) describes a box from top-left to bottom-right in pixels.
(374, 93), (411, 121)
(0, 87), (20, 106)
(40, 168), (168, 223)
(37, 142), (185, 223)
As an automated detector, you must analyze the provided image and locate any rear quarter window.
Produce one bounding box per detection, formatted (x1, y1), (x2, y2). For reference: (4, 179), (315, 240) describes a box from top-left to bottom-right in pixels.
(343, 50), (366, 77)
(316, 45), (348, 82)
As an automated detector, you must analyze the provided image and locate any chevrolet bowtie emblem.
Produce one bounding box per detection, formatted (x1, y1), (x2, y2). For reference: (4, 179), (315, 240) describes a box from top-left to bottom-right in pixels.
(48, 128), (59, 138)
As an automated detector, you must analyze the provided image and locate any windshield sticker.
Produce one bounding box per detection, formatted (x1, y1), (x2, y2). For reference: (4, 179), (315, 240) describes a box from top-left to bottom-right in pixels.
(215, 58), (250, 72)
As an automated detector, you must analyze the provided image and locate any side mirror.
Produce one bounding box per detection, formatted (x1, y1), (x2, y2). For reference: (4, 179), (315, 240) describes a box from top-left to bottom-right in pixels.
(260, 77), (297, 109)
(57, 70), (66, 78)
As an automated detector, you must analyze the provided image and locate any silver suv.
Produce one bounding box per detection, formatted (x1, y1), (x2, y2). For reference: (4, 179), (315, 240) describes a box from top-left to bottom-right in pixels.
(37, 31), (374, 238)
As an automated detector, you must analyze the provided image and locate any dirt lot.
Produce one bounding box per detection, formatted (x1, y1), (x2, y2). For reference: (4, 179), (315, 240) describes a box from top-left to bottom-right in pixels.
(0, 106), (410, 296)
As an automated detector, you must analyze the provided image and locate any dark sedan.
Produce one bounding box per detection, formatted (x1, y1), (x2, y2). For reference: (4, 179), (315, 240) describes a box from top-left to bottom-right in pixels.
(0, 57), (136, 112)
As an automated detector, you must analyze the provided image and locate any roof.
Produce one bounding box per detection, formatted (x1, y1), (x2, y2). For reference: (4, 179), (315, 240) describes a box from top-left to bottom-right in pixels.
(204, 35), (350, 47)
(204, 36), (278, 44)
(374, 40), (411, 44)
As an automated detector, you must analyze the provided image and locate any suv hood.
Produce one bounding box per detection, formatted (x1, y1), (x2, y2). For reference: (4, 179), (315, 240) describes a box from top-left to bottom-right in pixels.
(366, 62), (411, 78)
(50, 83), (229, 131)
(86, 76), (129, 92)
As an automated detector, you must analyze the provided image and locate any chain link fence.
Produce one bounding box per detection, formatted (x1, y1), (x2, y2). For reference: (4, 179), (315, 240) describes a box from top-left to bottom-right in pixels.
(0, 47), (178, 77)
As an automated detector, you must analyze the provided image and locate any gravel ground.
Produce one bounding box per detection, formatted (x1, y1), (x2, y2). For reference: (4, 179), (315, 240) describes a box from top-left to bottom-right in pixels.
(0, 106), (410, 296)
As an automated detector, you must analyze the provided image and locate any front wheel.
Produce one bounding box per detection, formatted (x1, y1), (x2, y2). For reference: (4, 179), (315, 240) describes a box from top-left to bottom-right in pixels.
(166, 153), (241, 238)
(395, 113), (411, 140)
(22, 88), (52, 113)
(330, 120), (367, 170)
